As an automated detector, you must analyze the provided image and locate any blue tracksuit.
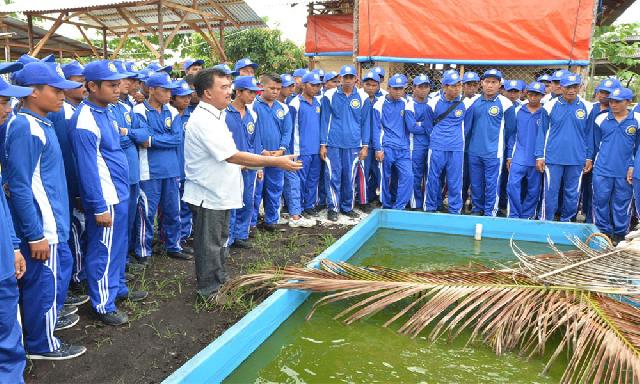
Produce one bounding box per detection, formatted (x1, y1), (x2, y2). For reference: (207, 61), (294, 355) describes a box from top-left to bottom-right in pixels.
(424, 94), (474, 213)
(537, 96), (594, 222)
(465, 94), (516, 216)
(409, 96), (431, 209)
(320, 86), (369, 213)
(226, 103), (260, 244)
(506, 104), (548, 219)
(4, 109), (69, 354)
(177, 106), (193, 242)
(372, 95), (417, 209)
(358, 89), (385, 205)
(0, 174), (25, 383)
(133, 101), (182, 256)
(581, 102), (611, 223)
(70, 100), (131, 313)
(252, 97), (292, 225)
(289, 94), (322, 211)
(593, 110), (639, 236)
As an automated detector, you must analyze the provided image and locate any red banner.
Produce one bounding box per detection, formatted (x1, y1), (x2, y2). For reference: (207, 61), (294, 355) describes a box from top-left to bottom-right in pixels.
(305, 14), (353, 55)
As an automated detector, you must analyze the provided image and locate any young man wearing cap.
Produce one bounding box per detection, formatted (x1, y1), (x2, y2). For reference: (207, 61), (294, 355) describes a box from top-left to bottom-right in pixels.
(536, 73), (594, 222)
(133, 72), (190, 261)
(541, 70), (570, 104)
(232, 58), (258, 77)
(504, 80), (526, 107)
(279, 73), (296, 104)
(292, 68), (309, 96)
(5, 61), (86, 359)
(462, 72), (480, 99)
(424, 71), (474, 214)
(183, 59), (204, 76)
(320, 65), (370, 221)
(465, 69), (516, 217)
(323, 71), (340, 93)
(407, 74), (432, 209)
(252, 74), (292, 230)
(226, 76), (262, 248)
(537, 74), (552, 95)
(592, 87), (638, 243)
(506, 82), (548, 219)
(0, 74), (29, 380)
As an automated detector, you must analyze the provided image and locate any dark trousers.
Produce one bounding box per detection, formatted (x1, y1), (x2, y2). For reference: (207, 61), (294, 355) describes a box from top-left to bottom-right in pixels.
(189, 204), (230, 296)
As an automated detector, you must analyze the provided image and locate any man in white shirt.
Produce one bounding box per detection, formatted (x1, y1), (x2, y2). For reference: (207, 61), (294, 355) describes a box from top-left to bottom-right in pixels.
(183, 67), (302, 297)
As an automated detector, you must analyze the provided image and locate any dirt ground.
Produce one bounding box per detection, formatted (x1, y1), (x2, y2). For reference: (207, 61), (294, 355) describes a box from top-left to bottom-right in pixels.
(24, 224), (350, 384)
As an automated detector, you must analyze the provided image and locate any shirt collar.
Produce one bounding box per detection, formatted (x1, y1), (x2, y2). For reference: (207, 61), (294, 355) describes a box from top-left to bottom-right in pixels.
(298, 94), (317, 105)
(143, 100), (169, 113)
(481, 92), (499, 102)
(607, 110), (633, 123)
(83, 99), (108, 113)
(21, 108), (52, 126)
(198, 101), (224, 120)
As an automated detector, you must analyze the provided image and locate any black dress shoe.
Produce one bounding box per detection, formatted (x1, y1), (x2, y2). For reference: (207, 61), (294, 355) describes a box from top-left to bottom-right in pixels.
(262, 223), (278, 232)
(167, 251), (193, 260)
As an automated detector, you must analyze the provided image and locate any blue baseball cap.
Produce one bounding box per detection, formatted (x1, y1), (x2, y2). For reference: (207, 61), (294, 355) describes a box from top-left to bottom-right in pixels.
(213, 63), (233, 75)
(232, 58), (258, 75)
(17, 54), (39, 65)
(560, 73), (581, 87)
(0, 77), (32, 98)
(595, 78), (621, 93)
(413, 74), (431, 86)
(550, 69), (570, 81)
(61, 60), (84, 78)
(183, 59), (205, 71)
(608, 87), (634, 101)
(123, 62), (144, 80)
(442, 71), (462, 85)
(302, 72), (323, 85)
(136, 68), (152, 82)
(504, 79), (525, 91)
(362, 70), (380, 83)
(293, 68), (309, 78)
(0, 62), (23, 75)
(311, 68), (325, 80)
(145, 62), (172, 73)
(462, 71), (480, 83)
(481, 69), (503, 80)
(281, 74), (295, 87)
(340, 65), (356, 77)
(112, 60), (138, 79)
(40, 54), (56, 63)
(324, 71), (338, 82)
(388, 73), (408, 88)
(83, 60), (128, 82)
(171, 79), (195, 97)
(16, 62), (81, 89)
(146, 72), (178, 89)
(537, 74), (552, 82)
(373, 66), (385, 78)
(526, 81), (546, 94)
(234, 76), (261, 91)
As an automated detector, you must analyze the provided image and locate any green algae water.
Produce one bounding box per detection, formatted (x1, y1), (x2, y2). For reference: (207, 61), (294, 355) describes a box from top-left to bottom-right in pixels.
(224, 229), (570, 384)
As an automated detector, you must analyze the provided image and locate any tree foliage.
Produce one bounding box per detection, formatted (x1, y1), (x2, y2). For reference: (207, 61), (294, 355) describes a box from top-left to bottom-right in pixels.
(591, 23), (640, 81)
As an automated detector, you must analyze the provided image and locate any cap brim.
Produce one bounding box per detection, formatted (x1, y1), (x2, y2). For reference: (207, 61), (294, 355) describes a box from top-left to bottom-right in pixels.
(414, 81), (431, 86)
(91, 73), (129, 81)
(526, 89), (545, 94)
(50, 79), (83, 90)
(462, 79), (479, 83)
(0, 62), (23, 75)
(608, 96), (631, 101)
(0, 84), (33, 98)
(173, 89), (194, 96)
(481, 75), (502, 80)
(561, 82), (580, 87)
(236, 86), (261, 91)
(304, 81), (323, 85)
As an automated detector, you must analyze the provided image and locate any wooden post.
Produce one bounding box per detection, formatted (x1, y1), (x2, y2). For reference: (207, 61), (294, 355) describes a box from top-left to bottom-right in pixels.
(59, 48), (63, 61)
(353, 0), (360, 76)
(158, 1), (164, 65)
(102, 27), (107, 58)
(27, 15), (34, 53)
(219, 25), (224, 49)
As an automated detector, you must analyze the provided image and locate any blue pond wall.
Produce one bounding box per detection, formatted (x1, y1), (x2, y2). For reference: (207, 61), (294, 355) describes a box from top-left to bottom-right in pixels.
(163, 210), (598, 384)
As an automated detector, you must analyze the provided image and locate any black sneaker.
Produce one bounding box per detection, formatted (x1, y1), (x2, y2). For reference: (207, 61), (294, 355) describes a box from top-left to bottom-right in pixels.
(27, 342), (87, 360)
(232, 239), (252, 249)
(126, 262), (145, 274)
(55, 313), (80, 331)
(358, 204), (373, 213)
(98, 310), (129, 326)
(119, 290), (148, 302)
(125, 272), (134, 282)
(133, 255), (149, 265)
(65, 294), (89, 306)
(303, 208), (319, 217)
(327, 210), (339, 222)
(182, 246), (194, 255)
(262, 223), (278, 232)
(59, 305), (78, 318)
(342, 210), (359, 219)
(167, 251), (193, 260)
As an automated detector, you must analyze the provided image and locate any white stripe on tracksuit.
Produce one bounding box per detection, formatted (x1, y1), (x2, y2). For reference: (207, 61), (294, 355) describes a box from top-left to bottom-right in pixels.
(96, 205), (114, 314)
(44, 244), (59, 351)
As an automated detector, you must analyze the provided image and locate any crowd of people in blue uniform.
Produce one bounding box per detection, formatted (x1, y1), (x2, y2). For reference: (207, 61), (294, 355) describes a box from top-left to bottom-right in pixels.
(0, 51), (638, 382)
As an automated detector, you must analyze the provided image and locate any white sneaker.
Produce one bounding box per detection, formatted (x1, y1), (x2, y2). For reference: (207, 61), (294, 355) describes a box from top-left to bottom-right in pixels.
(289, 216), (315, 228)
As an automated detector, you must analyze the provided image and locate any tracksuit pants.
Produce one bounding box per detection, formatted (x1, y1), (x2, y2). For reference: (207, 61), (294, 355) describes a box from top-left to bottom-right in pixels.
(284, 170), (303, 217)
(137, 177), (182, 257)
(506, 163), (542, 219)
(424, 150), (463, 214)
(581, 172), (593, 223)
(127, 184), (139, 254)
(69, 209), (87, 284)
(469, 154), (503, 216)
(542, 164), (583, 222)
(253, 167), (284, 225)
(381, 147), (413, 209)
(86, 202), (129, 314)
(411, 146), (428, 209)
(462, 152), (471, 206)
(593, 174), (633, 236)
(0, 276), (24, 383)
(179, 180), (193, 241)
(325, 147), (360, 213)
(356, 151), (379, 205)
(19, 242), (64, 353)
(298, 154), (322, 210)
(228, 170), (257, 245)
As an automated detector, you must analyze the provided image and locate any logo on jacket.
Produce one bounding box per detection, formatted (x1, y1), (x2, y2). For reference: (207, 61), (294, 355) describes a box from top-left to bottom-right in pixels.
(247, 122), (255, 134)
(165, 117), (172, 128)
(627, 126), (637, 135)
(575, 109), (586, 119)
(454, 109), (463, 117)
(125, 113), (132, 124)
(488, 106), (499, 116)
(350, 99), (360, 108)
(113, 120), (119, 131)
(276, 109), (285, 119)
(315, 106), (320, 113)
(400, 110), (404, 116)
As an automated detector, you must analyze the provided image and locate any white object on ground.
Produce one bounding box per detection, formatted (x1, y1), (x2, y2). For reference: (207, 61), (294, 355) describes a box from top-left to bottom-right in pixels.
(474, 223), (483, 241)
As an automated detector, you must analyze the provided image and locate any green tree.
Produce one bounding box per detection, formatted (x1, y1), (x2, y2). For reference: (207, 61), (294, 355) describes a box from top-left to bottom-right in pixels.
(591, 23), (639, 85)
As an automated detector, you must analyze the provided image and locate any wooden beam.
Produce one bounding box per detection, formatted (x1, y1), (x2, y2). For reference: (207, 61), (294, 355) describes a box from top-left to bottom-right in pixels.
(163, 2), (224, 20)
(111, 25), (133, 59)
(163, 11), (189, 50)
(158, 1), (164, 65)
(206, 0), (239, 28)
(102, 27), (108, 58)
(199, 15), (226, 61)
(26, 15), (34, 52)
(117, 8), (161, 58)
(187, 21), (217, 62)
(20, 1), (156, 17)
(35, 13), (100, 30)
(31, 12), (66, 56)
(75, 25), (99, 58)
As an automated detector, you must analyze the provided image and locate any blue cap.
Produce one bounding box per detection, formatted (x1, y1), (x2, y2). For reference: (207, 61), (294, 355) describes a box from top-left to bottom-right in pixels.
(481, 69), (503, 80)
(122, 62), (144, 80)
(234, 76), (261, 91)
(340, 65), (356, 77)
(136, 68), (152, 82)
(293, 68), (309, 78)
(608, 87), (634, 101)
(388, 73), (408, 88)
(281, 74), (295, 87)
(112, 60), (138, 78)
(504, 79), (525, 91)
(324, 71), (338, 82)
(16, 62), (81, 89)
(526, 81), (546, 94)
(413, 74), (431, 86)
(232, 58), (258, 75)
(311, 68), (325, 80)
(302, 72), (323, 85)
(17, 54), (39, 65)
(0, 62), (23, 75)
(40, 54), (56, 63)
(550, 69), (570, 81)
(0, 77), (32, 98)
(171, 79), (195, 97)
(83, 60), (128, 82)
(145, 72), (178, 89)
(537, 74), (552, 82)
(362, 70), (380, 83)
(560, 73), (581, 87)
(373, 66), (385, 78)
(61, 60), (84, 78)
(183, 59), (205, 71)
(442, 71), (462, 85)
(595, 78), (621, 93)
(213, 63), (233, 75)
(462, 71), (480, 83)
(145, 62), (172, 73)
